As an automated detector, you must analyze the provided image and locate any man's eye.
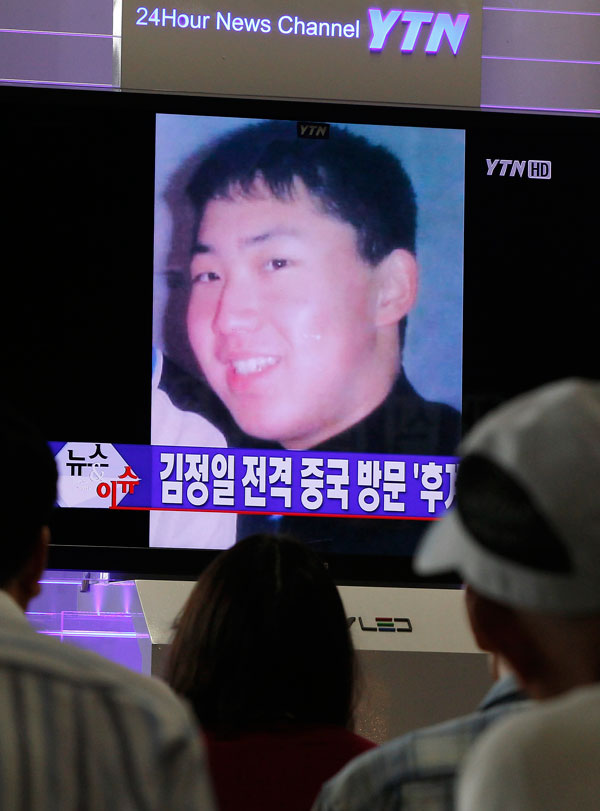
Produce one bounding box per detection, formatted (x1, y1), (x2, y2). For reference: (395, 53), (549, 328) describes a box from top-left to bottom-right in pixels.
(192, 271), (220, 284)
(266, 258), (288, 271)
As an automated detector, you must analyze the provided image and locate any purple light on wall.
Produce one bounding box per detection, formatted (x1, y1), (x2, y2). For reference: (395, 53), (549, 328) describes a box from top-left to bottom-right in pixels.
(482, 56), (600, 65)
(0, 78), (113, 88)
(38, 579), (87, 585)
(0, 28), (112, 38)
(481, 103), (600, 113)
(40, 630), (149, 639)
(483, 7), (600, 16)
(63, 611), (141, 619)
(38, 578), (133, 586)
(27, 611), (60, 616)
(27, 574), (148, 673)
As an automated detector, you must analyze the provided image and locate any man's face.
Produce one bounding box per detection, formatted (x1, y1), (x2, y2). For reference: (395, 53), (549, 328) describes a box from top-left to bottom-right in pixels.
(187, 180), (403, 449)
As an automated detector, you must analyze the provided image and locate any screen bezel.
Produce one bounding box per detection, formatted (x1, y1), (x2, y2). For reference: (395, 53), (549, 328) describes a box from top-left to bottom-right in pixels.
(4, 84), (597, 583)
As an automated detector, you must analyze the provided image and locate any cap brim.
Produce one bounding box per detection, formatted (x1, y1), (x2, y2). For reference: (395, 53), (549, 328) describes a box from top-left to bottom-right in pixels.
(414, 508), (471, 578)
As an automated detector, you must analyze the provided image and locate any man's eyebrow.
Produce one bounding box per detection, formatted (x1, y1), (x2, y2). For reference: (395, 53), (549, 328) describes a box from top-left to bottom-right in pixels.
(191, 242), (211, 257)
(242, 227), (302, 246)
(191, 227), (302, 257)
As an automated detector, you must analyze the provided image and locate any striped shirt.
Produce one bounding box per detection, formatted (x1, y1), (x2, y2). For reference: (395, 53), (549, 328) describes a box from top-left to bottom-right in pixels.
(312, 676), (531, 811)
(0, 590), (215, 811)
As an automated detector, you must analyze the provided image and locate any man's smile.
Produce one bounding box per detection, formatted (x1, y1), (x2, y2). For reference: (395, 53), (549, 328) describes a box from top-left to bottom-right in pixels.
(230, 356), (279, 376)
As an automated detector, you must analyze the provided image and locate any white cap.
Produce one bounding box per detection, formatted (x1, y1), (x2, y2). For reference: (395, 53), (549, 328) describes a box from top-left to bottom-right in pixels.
(415, 379), (600, 615)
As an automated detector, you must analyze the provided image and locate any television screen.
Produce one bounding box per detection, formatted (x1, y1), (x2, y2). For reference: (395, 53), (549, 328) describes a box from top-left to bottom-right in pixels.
(2, 85), (597, 581)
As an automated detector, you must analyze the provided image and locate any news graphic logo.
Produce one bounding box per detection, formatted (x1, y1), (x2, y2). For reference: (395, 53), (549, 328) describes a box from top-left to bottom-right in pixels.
(486, 158), (552, 180)
(297, 121), (330, 139)
(133, 6), (470, 55)
(54, 442), (140, 509)
(96, 466), (141, 508)
(367, 10), (469, 54)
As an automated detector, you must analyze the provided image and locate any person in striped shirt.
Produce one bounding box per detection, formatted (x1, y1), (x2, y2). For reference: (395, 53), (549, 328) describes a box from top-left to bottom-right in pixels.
(0, 406), (216, 811)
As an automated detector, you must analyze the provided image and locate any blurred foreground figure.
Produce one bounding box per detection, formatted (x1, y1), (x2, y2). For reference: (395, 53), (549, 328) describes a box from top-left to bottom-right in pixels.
(313, 658), (527, 811)
(316, 379), (600, 810)
(412, 379), (600, 811)
(165, 533), (375, 811)
(458, 685), (600, 811)
(0, 407), (216, 811)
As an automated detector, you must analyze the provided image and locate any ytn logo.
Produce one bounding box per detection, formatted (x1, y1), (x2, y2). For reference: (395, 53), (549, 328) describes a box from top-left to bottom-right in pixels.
(297, 122), (330, 139)
(486, 159), (552, 180)
(368, 10), (469, 54)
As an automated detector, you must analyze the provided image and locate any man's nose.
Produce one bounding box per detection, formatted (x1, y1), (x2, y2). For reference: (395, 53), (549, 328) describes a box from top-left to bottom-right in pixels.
(212, 275), (261, 335)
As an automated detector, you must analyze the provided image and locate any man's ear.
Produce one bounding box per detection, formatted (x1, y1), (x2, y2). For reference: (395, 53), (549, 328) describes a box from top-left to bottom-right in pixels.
(465, 585), (513, 656)
(465, 586), (542, 689)
(374, 249), (418, 327)
(21, 526), (50, 605)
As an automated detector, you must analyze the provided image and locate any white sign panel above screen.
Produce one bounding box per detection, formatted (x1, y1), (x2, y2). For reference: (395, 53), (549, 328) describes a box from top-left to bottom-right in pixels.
(121, 0), (482, 107)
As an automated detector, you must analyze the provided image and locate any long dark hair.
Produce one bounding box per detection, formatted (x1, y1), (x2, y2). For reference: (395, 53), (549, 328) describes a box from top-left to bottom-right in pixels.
(165, 534), (355, 736)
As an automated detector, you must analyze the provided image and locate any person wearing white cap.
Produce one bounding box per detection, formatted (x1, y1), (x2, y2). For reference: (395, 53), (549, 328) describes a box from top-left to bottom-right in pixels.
(416, 377), (600, 694)
(314, 378), (600, 811)
(413, 378), (600, 811)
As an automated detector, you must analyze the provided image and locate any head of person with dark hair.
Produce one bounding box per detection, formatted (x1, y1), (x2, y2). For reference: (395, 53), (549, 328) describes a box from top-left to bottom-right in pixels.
(165, 533), (355, 736)
(0, 406), (57, 607)
(186, 120), (417, 263)
(185, 120), (419, 449)
(415, 379), (600, 700)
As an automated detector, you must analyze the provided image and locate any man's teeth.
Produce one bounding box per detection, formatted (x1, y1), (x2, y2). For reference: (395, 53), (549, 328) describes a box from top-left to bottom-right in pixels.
(232, 356), (277, 375)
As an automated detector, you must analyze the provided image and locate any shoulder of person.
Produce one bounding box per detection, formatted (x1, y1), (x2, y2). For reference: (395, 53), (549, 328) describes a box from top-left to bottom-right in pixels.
(312, 728), (419, 811)
(3, 622), (195, 729)
(314, 689), (529, 811)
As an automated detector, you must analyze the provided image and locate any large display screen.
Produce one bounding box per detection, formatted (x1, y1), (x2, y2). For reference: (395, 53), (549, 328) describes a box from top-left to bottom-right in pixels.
(150, 113), (463, 558)
(2, 85), (597, 580)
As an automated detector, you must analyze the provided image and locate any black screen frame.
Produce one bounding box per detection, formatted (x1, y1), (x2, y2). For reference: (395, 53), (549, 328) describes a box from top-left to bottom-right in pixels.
(3, 84), (597, 583)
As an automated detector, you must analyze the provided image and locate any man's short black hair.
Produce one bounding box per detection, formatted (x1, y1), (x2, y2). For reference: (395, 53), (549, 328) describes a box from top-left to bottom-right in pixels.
(186, 119), (417, 265)
(0, 407), (57, 586)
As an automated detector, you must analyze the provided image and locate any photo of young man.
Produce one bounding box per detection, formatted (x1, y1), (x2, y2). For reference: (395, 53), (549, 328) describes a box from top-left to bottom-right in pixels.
(151, 116), (464, 552)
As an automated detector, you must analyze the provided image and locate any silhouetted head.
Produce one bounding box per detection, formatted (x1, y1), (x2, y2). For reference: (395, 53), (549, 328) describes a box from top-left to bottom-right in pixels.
(165, 533), (355, 736)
